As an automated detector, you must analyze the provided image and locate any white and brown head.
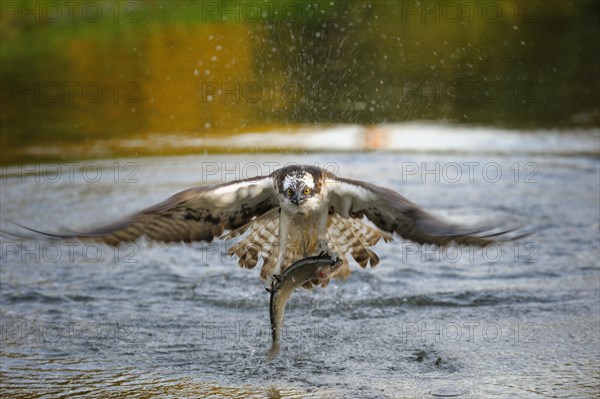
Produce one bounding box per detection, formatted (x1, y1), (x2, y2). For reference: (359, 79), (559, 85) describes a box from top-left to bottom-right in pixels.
(274, 165), (327, 213)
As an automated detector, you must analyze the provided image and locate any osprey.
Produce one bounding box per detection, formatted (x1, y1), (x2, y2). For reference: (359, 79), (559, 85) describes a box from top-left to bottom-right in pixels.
(9, 165), (520, 288)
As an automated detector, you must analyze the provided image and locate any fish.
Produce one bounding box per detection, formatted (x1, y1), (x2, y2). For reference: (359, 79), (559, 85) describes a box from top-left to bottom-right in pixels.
(266, 253), (342, 360)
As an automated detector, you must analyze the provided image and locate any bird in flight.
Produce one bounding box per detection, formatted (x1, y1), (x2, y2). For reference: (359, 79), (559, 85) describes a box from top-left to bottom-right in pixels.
(6, 164), (522, 288)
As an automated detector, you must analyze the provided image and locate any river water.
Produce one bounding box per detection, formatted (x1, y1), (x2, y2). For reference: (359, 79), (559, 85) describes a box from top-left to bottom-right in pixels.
(1, 128), (599, 398)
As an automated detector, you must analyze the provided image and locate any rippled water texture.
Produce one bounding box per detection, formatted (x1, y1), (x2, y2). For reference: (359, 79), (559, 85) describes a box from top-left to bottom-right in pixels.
(1, 131), (599, 398)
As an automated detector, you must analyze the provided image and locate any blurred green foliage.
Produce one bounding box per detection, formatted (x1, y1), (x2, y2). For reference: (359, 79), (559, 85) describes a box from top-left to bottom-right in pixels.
(1, 0), (598, 154)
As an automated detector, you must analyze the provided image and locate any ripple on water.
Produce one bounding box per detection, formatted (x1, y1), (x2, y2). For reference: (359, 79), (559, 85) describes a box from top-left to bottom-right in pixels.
(3, 291), (66, 305)
(333, 290), (556, 313)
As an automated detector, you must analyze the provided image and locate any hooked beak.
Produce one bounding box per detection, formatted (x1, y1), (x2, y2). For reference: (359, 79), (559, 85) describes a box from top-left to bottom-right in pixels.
(291, 193), (301, 206)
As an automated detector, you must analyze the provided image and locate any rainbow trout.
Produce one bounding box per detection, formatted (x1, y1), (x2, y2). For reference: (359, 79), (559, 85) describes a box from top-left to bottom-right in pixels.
(266, 254), (342, 360)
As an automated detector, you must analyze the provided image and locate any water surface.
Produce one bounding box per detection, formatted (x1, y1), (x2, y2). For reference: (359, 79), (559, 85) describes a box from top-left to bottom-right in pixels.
(1, 134), (599, 398)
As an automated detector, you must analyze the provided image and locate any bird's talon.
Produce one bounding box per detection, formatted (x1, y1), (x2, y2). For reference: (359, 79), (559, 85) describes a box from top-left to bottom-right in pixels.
(317, 239), (338, 262)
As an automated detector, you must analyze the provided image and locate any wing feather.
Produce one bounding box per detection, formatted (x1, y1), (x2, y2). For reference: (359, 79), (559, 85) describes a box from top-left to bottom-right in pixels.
(6, 176), (279, 246)
(326, 175), (524, 247)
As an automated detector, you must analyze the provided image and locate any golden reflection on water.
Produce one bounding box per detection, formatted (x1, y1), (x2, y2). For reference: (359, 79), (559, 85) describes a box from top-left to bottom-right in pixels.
(1, 351), (311, 399)
(1, 22), (268, 157)
(66, 24), (259, 137)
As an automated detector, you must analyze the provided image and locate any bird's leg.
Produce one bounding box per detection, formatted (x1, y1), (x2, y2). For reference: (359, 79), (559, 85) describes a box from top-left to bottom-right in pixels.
(266, 215), (290, 288)
(315, 212), (338, 262)
(314, 239), (341, 285)
(266, 253), (287, 289)
(265, 239), (289, 289)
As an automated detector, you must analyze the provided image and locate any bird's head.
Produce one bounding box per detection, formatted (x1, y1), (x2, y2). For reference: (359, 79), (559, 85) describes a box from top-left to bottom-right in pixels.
(277, 166), (324, 213)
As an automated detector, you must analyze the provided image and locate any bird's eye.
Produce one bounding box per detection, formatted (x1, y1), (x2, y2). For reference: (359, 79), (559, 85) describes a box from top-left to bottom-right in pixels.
(286, 188), (293, 197)
(303, 187), (311, 195)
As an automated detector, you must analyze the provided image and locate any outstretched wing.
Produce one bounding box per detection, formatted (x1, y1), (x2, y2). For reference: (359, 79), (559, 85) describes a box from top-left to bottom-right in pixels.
(6, 176), (279, 246)
(326, 175), (523, 247)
